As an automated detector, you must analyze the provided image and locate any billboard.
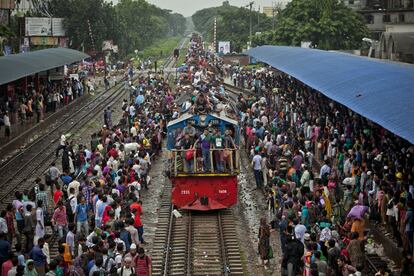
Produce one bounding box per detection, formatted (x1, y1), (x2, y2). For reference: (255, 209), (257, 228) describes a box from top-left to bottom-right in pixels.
(218, 41), (230, 55)
(0, 0), (15, 9)
(25, 17), (52, 36)
(52, 18), (65, 36)
(102, 40), (113, 51)
(25, 17), (66, 36)
(30, 37), (58, 46)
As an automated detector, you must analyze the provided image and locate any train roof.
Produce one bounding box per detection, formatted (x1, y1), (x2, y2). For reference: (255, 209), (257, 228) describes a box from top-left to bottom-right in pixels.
(167, 112), (238, 128)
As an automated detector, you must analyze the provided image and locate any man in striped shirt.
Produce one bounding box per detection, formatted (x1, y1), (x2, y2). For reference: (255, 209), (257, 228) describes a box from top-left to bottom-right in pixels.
(35, 182), (49, 214)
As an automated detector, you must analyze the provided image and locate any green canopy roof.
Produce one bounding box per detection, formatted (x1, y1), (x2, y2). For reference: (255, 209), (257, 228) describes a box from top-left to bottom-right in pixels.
(0, 47), (89, 85)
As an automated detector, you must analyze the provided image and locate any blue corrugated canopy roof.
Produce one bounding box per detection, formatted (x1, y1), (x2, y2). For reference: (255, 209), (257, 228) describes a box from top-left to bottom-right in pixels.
(246, 46), (414, 144)
(0, 47), (89, 85)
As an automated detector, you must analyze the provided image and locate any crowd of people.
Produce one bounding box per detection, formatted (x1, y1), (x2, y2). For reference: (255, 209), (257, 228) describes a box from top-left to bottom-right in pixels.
(1, 34), (413, 276)
(231, 68), (413, 275)
(0, 76), (100, 140)
(0, 65), (174, 275)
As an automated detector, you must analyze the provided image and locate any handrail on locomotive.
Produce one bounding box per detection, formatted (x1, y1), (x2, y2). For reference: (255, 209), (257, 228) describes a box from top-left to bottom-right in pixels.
(169, 147), (240, 177)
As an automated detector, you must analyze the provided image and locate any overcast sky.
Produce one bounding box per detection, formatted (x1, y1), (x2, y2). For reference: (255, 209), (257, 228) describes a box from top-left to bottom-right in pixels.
(111, 0), (290, 17)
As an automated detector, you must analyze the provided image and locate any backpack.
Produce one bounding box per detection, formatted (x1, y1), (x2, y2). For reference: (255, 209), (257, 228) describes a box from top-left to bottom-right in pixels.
(65, 196), (74, 214)
(104, 256), (115, 272)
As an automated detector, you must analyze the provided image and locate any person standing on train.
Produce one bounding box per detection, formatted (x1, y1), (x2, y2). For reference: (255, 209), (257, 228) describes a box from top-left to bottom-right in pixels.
(199, 128), (212, 172)
(180, 133), (194, 172)
(211, 128), (224, 172)
(183, 121), (196, 139)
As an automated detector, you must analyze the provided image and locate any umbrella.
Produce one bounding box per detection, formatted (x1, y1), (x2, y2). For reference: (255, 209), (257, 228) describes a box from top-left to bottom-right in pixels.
(135, 95), (145, 105)
(347, 205), (369, 219)
(342, 177), (356, 186)
(177, 65), (188, 72)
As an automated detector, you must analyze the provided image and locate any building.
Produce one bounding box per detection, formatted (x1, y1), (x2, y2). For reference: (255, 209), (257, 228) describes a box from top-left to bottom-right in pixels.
(378, 24), (414, 62)
(341, 1), (414, 39)
(341, 0), (414, 63)
(262, 6), (274, 17)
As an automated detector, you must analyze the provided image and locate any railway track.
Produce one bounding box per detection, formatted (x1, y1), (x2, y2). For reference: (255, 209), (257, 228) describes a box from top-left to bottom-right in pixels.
(0, 78), (132, 210)
(152, 184), (244, 276)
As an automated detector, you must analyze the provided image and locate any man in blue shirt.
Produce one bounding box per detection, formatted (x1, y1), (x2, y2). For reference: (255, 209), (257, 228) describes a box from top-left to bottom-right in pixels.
(75, 197), (89, 236)
(29, 237), (47, 274)
(60, 172), (73, 188)
(0, 233), (10, 267)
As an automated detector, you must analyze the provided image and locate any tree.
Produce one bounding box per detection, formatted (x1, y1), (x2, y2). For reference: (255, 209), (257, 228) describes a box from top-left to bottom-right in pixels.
(253, 0), (369, 50)
(46, 0), (186, 56)
(192, 4), (272, 52)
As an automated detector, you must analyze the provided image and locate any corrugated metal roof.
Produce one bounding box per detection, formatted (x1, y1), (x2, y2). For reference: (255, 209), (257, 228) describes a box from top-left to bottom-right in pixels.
(0, 47), (89, 85)
(246, 45), (414, 144)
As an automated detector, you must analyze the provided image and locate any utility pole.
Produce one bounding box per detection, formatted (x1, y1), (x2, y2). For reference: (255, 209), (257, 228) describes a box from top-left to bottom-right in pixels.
(214, 17), (217, 53)
(272, 2), (276, 31)
(247, 1), (254, 48)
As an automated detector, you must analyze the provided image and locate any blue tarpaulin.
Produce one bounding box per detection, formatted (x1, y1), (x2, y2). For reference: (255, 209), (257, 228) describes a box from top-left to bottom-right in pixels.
(246, 46), (414, 144)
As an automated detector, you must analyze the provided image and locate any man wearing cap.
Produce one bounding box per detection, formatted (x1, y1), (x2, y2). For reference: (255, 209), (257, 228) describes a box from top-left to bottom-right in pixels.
(124, 243), (138, 264)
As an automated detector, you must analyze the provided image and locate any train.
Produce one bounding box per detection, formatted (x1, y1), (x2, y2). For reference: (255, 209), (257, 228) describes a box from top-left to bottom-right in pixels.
(166, 34), (240, 211)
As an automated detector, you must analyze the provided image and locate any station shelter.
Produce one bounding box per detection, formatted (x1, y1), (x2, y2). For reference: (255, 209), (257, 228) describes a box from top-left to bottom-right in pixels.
(0, 47), (89, 124)
(246, 45), (414, 144)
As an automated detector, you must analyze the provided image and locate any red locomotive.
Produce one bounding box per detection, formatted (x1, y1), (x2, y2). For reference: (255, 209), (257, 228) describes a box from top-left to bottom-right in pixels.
(166, 34), (240, 211)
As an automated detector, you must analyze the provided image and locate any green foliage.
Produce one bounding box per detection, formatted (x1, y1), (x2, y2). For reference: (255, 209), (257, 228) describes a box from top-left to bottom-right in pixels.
(0, 24), (15, 39)
(252, 0), (369, 50)
(139, 36), (181, 60)
(47, 0), (186, 56)
(192, 4), (272, 52)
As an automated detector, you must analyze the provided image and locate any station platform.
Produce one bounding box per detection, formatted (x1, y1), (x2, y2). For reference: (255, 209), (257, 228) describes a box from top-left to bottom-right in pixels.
(0, 77), (106, 156)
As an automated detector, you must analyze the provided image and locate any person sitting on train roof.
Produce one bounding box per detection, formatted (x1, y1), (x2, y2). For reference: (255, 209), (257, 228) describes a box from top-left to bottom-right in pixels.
(193, 91), (211, 115)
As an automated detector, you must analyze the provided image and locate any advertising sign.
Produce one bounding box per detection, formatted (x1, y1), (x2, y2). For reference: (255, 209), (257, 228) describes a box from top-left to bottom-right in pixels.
(25, 17), (52, 36)
(30, 36), (58, 46)
(102, 40), (113, 51)
(301, 41), (312, 48)
(0, 0), (15, 9)
(25, 17), (65, 36)
(52, 18), (65, 36)
(218, 41), (230, 55)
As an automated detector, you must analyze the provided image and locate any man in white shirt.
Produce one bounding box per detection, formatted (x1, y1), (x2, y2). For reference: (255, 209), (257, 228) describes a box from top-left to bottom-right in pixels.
(251, 151), (263, 189)
(67, 180), (80, 197)
(117, 256), (134, 276)
(55, 134), (66, 157)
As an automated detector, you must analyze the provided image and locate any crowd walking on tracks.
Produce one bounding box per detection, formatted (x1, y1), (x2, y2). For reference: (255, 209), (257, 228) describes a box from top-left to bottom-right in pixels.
(2, 42), (414, 276)
(0, 70), (174, 276)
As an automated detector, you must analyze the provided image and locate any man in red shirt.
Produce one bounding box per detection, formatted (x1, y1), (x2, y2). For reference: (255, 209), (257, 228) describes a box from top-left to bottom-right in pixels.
(135, 247), (152, 276)
(129, 199), (145, 244)
(108, 146), (118, 159)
